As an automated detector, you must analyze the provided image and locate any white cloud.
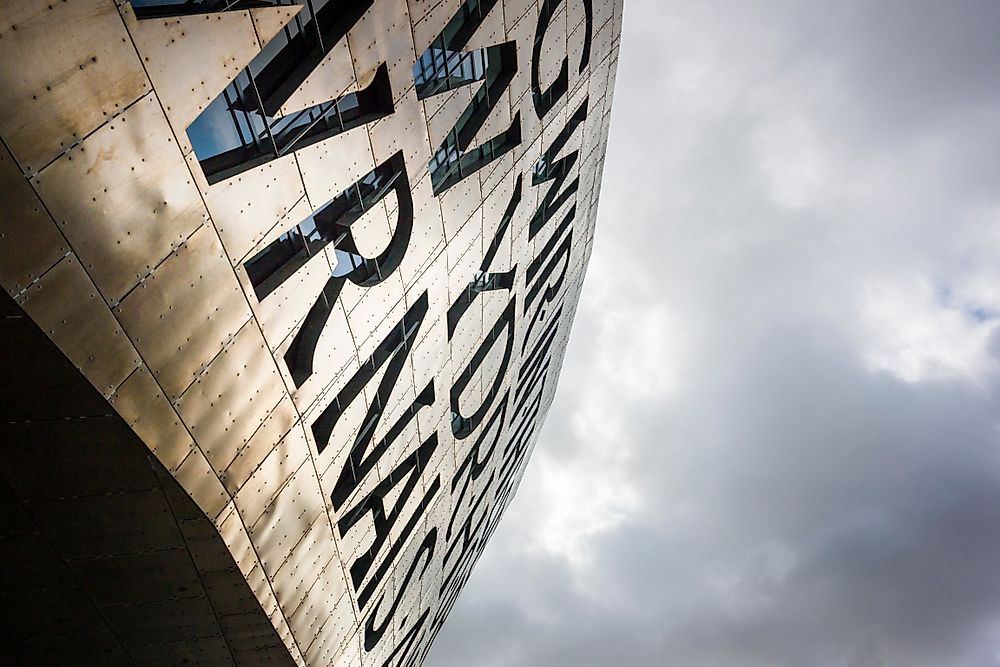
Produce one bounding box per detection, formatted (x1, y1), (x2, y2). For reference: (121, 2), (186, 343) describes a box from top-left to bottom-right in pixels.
(526, 450), (639, 573)
(593, 304), (682, 400)
(752, 112), (831, 210)
(431, 2), (1000, 665)
(860, 274), (999, 384)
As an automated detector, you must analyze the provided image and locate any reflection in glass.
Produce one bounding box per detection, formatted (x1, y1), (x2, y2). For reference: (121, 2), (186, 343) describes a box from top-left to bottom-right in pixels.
(179, 0), (392, 183)
(244, 153), (408, 300)
(412, 0), (520, 194)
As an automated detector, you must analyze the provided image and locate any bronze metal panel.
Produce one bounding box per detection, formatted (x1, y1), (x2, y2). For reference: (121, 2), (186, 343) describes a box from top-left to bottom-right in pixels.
(409, 0), (462, 55)
(115, 222), (253, 400)
(314, 370), (375, 479)
(217, 612), (282, 652)
(0, 0), (149, 173)
(304, 592), (359, 664)
(270, 530), (343, 620)
(248, 467), (327, 578)
(410, 313), (449, 407)
(187, 150), (306, 265)
(343, 274), (407, 360)
(110, 365), (195, 472)
(0, 143), (67, 296)
(347, 0), (417, 105)
(255, 510), (319, 589)
(397, 176), (446, 291)
(218, 505), (266, 575)
(271, 530), (337, 612)
(347, 484), (432, 610)
(174, 448), (231, 520)
(425, 86), (472, 153)
(567, 0), (589, 97)
(222, 396), (298, 495)
(0, 418), (159, 501)
(416, 439), (455, 511)
(510, 9), (543, 151)
(243, 564), (288, 620)
(505, 0), (537, 27)
(453, 373), (483, 422)
(481, 169), (517, 265)
(279, 32), (355, 117)
(237, 194), (316, 269)
(20, 631), (131, 667)
(282, 295), (360, 418)
(535, 2), (573, 103)
(464, 0), (506, 52)
(1, 533), (100, 617)
(120, 3), (265, 157)
(606, 50), (621, 110)
(295, 126), (376, 210)
(438, 172), (484, 247)
(251, 5), (306, 45)
(446, 208), (484, 290)
(593, 0), (615, 32)
(236, 558), (306, 667)
(2, 0), (622, 661)
(448, 294), (483, 372)
(254, 245), (334, 351)
(187, 511), (246, 573)
(174, 319), (287, 475)
(333, 632), (365, 667)
(16, 255), (142, 397)
(127, 636), (235, 667)
(364, 565), (421, 666)
(33, 93), (209, 303)
(293, 579), (352, 665)
(588, 10), (615, 80)
(103, 595), (223, 645)
(421, 80), (469, 126)
(405, 247), (449, 338)
(344, 200), (397, 269)
(480, 141), (517, 198)
(368, 88), (432, 186)
(235, 429), (310, 531)
(0, 288), (293, 664)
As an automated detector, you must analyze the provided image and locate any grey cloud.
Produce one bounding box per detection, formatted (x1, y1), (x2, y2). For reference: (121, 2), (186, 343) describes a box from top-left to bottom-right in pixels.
(429, 1), (1000, 666)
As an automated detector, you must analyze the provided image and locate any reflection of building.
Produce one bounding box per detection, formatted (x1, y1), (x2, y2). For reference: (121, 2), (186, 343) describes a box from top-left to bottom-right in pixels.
(0, 0), (621, 664)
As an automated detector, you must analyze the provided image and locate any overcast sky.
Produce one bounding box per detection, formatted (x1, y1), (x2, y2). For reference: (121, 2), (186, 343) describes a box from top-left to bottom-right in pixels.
(429, 1), (1000, 665)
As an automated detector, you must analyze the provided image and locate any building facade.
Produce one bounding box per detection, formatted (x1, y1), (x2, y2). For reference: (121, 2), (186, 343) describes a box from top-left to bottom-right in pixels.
(0, 0), (621, 664)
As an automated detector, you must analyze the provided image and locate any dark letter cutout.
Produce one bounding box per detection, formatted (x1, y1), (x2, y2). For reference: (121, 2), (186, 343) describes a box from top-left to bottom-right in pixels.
(447, 393), (508, 540)
(338, 434), (441, 610)
(378, 608), (431, 667)
(313, 292), (440, 610)
(450, 298), (516, 440)
(524, 209), (573, 313)
(529, 98), (588, 240)
(531, 0), (594, 119)
(129, 0), (296, 19)
(133, 0), (395, 183)
(446, 176), (522, 337)
(414, 0), (521, 195)
(446, 178), (521, 440)
(241, 152), (413, 387)
(313, 291), (429, 459)
(364, 529), (437, 650)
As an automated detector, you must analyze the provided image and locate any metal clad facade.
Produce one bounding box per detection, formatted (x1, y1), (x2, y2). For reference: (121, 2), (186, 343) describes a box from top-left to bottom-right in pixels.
(0, 0), (621, 664)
